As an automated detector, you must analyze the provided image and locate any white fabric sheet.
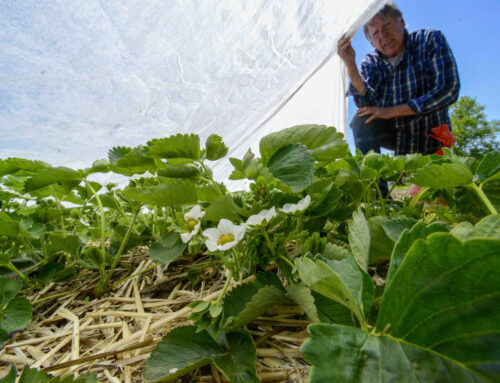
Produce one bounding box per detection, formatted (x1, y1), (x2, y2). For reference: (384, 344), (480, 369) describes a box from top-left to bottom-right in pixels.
(0, 0), (386, 182)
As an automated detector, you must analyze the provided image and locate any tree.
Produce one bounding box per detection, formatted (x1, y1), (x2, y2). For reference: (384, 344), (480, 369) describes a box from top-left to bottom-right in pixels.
(449, 96), (499, 158)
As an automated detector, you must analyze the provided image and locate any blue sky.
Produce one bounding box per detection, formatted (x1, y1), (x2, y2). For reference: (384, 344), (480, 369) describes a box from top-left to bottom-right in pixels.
(346, 0), (500, 149)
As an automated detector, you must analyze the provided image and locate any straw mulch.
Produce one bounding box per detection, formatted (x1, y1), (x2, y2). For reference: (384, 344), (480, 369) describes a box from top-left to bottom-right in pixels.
(0, 248), (311, 382)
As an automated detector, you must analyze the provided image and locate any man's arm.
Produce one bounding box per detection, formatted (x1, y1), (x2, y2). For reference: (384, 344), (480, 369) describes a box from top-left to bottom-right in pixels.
(356, 104), (416, 124)
(337, 36), (366, 96)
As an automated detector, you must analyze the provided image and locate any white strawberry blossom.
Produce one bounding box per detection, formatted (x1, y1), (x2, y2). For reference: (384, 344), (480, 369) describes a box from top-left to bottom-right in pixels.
(279, 195), (311, 214)
(203, 219), (246, 251)
(180, 205), (205, 243)
(246, 207), (277, 229)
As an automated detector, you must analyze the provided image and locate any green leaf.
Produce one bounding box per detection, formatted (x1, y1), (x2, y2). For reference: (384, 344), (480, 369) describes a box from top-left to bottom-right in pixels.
(311, 292), (356, 326)
(108, 146), (155, 175)
(381, 217), (417, 242)
(46, 234), (83, 258)
(0, 278), (23, 308)
(205, 134), (229, 161)
(377, 234), (500, 381)
(287, 283), (320, 323)
(259, 124), (348, 163)
(476, 151), (500, 183)
(223, 284), (286, 331)
(302, 323), (490, 383)
(144, 325), (225, 382)
(18, 365), (52, 383)
(83, 159), (110, 177)
(23, 167), (82, 192)
(450, 221), (475, 241)
(0, 365), (16, 383)
(205, 196), (242, 223)
(148, 233), (186, 265)
(0, 297), (32, 334)
(348, 208), (370, 271)
(412, 163), (473, 188)
(214, 331), (259, 383)
(367, 216), (394, 265)
(147, 134), (201, 161)
(471, 214), (500, 239)
(267, 143), (314, 192)
(38, 263), (77, 283)
(123, 181), (198, 206)
(295, 256), (373, 328)
(386, 222), (449, 287)
(158, 163), (200, 178)
(0, 158), (50, 177)
(0, 221), (19, 237)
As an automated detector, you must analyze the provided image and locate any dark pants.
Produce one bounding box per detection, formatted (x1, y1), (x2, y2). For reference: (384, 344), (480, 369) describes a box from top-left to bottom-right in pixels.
(350, 115), (397, 197)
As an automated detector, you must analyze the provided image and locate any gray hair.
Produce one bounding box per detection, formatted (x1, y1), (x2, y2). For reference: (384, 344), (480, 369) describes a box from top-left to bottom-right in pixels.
(363, 2), (403, 38)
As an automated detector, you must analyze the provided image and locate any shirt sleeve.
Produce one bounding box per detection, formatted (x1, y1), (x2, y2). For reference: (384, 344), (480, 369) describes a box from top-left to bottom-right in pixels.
(407, 30), (460, 115)
(346, 55), (379, 107)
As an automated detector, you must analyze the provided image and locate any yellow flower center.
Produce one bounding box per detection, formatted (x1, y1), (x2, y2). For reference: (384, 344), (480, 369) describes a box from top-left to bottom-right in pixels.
(186, 219), (198, 232)
(217, 233), (235, 246)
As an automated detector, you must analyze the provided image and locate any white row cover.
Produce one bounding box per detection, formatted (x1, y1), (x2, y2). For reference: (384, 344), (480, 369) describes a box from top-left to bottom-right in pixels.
(0, 0), (386, 182)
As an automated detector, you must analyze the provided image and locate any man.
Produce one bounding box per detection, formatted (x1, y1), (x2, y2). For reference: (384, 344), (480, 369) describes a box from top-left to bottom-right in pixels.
(337, 2), (460, 170)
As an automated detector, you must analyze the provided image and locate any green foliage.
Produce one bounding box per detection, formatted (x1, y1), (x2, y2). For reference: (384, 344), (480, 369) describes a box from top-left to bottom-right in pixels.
(450, 96), (500, 159)
(0, 278), (32, 346)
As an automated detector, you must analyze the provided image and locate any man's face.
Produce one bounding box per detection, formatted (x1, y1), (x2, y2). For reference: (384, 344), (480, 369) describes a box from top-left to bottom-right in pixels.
(367, 15), (406, 58)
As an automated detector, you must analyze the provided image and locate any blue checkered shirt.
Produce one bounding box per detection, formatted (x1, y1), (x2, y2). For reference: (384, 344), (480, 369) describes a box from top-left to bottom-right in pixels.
(348, 29), (460, 155)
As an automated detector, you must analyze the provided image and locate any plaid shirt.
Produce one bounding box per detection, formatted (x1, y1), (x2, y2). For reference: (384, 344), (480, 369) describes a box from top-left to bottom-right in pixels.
(348, 29), (460, 155)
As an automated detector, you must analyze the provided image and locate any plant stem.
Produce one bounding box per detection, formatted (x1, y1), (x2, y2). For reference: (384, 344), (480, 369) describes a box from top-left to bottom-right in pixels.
(410, 186), (430, 208)
(216, 270), (232, 304)
(20, 237), (43, 263)
(86, 182), (107, 278)
(51, 186), (66, 237)
(5, 262), (33, 287)
(468, 183), (497, 215)
(373, 179), (387, 216)
(102, 204), (141, 287)
(200, 161), (224, 197)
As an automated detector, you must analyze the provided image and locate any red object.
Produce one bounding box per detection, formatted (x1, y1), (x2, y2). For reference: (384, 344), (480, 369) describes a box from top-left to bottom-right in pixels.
(406, 124), (456, 199)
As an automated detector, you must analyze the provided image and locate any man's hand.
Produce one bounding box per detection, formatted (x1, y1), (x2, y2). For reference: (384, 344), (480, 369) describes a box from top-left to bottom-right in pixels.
(337, 35), (356, 67)
(357, 104), (417, 123)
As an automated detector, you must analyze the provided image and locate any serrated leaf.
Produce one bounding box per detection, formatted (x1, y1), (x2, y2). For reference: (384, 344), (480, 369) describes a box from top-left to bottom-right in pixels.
(287, 283), (320, 323)
(223, 284), (286, 331)
(470, 214), (500, 239)
(46, 234), (82, 258)
(18, 365), (52, 383)
(476, 151), (500, 183)
(302, 323), (491, 383)
(267, 143), (314, 192)
(295, 255), (373, 328)
(381, 217), (417, 242)
(144, 325), (225, 382)
(0, 278), (23, 308)
(23, 167), (82, 192)
(372, 234), (500, 382)
(0, 158), (50, 177)
(386, 222), (449, 287)
(123, 181), (197, 206)
(158, 163), (200, 178)
(108, 146), (155, 175)
(311, 292), (356, 326)
(205, 134), (229, 161)
(83, 159), (110, 177)
(0, 365), (16, 383)
(148, 233), (186, 265)
(0, 221), (19, 237)
(259, 124), (348, 163)
(0, 297), (32, 334)
(412, 163), (473, 188)
(205, 196), (242, 223)
(367, 216), (394, 265)
(348, 208), (370, 271)
(147, 134), (200, 160)
(450, 221), (474, 241)
(214, 331), (259, 383)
